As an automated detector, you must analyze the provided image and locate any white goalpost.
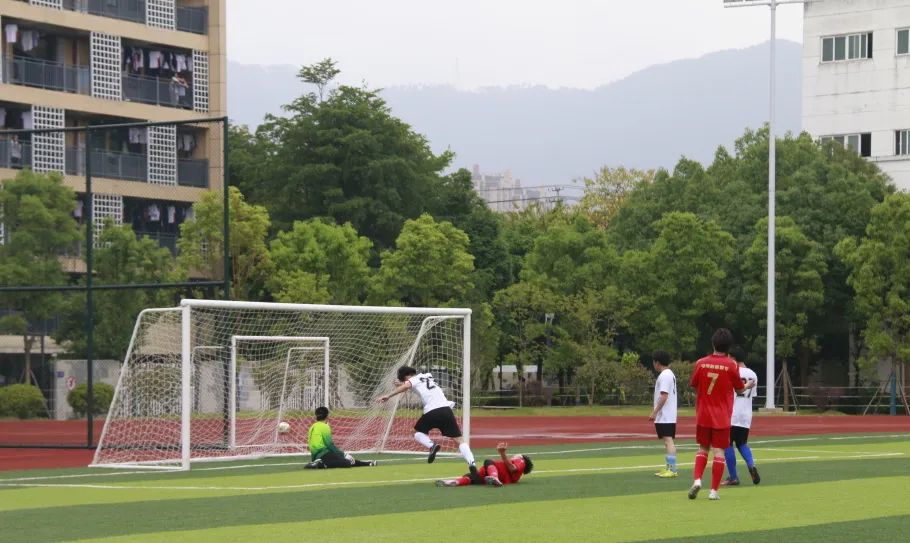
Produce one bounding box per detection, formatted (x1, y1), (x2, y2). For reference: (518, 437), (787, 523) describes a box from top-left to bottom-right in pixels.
(91, 299), (471, 470)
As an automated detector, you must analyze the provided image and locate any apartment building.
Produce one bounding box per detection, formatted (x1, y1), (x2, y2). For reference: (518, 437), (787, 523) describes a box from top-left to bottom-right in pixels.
(471, 164), (544, 213)
(0, 0), (226, 260)
(802, 0), (910, 190)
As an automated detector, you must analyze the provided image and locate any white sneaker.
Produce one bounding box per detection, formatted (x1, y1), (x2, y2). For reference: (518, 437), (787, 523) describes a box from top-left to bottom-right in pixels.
(708, 490), (720, 501)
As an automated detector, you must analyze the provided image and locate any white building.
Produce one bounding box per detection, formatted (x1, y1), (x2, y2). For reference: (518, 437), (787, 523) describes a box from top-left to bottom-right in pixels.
(802, 0), (910, 190)
(471, 165), (542, 212)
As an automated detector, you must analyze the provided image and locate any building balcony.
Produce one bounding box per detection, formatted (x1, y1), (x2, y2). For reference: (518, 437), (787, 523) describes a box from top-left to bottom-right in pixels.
(0, 140), (31, 170)
(176, 6), (208, 35)
(1, 56), (90, 95)
(0, 142), (207, 188)
(57, 0), (208, 35)
(133, 230), (178, 255)
(122, 73), (193, 110)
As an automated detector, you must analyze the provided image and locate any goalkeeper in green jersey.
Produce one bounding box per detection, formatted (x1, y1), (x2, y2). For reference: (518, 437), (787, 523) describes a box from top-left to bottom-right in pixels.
(304, 407), (376, 469)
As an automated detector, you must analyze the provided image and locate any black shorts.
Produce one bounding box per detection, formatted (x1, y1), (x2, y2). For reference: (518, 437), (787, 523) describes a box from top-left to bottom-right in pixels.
(730, 426), (750, 447)
(655, 423), (676, 439)
(414, 406), (462, 438)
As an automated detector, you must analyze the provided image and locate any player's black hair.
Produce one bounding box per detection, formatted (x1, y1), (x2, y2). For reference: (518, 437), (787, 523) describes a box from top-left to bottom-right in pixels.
(521, 455), (534, 475)
(729, 346), (747, 362)
(711, 328), (734, 354)
(315, 406), (329, 421)
(397, 365), (418, 382)
(652, 350), (671, 367)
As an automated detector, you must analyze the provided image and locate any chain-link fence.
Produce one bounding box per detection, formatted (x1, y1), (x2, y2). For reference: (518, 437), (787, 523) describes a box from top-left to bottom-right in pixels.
(0, 117), (229, 448)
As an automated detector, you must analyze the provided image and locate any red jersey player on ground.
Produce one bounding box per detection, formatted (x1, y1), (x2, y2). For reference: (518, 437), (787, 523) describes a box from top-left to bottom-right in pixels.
(687, 328), (745, 501)
(435, 442), (534, 487)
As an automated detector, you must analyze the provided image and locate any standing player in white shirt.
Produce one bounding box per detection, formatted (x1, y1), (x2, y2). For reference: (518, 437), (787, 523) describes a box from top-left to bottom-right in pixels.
(379, 365), (478, 475)
(648, 351), (678, 478)
(722, 348), (761, 486)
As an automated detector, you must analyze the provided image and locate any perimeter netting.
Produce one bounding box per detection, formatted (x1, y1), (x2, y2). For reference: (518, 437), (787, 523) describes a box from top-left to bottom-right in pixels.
(92, 301), (469, 469)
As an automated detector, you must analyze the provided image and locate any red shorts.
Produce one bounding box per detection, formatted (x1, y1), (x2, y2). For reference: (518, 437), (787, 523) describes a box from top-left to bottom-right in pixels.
(696, 425), (731, 449)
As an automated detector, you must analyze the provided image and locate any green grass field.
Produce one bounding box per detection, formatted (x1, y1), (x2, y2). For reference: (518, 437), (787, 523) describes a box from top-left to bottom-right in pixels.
(2, 433), (909, 542)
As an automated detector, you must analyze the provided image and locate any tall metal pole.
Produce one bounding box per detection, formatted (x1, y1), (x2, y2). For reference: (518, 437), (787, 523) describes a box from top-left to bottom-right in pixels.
(724, 0), (811, 409)
(765, 0), (778, 410)
(222, 118), (231, 300)
(84, 128), (95, 447)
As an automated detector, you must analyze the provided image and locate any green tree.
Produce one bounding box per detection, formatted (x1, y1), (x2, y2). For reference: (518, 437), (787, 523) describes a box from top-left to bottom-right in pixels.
(620, 212), (734, 357)
(741, 217), (827, 385)
(54, 224), (183, 359)
(836, 194), (910, 376)
(267, 218), (373, 304)
(579, 166), (655, 230)
(372, 214), (474, 306)
(177, 187), (271, 300)
(252, 76), (452, 247)
(297, 57), (340, 103)
(0, 171), (80, 384)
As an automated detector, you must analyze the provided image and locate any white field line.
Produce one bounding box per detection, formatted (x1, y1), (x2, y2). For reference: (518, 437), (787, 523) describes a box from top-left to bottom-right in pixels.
(0, 452), (902, 491)
(2, 433), (907, 484)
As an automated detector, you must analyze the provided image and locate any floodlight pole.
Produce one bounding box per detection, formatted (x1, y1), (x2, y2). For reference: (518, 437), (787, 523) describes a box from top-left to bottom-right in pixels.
(725, 0), (809, 410)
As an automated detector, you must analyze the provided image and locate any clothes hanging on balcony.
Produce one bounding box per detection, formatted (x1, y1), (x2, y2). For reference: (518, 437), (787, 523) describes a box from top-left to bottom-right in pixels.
(74, 200), (83, 220)
(147, 204), (161, 222)
(10, 141), (21, 160)
(21, 112), (33, 130)
(128, 128), (147, 145)
(0, 108), (6, 128)
(4, 24), (17, 44)
(176, 55), (188, 73)
(167, 206), (176, 224)
(177, 134), (196, 153)
(20, 31), (39, 52)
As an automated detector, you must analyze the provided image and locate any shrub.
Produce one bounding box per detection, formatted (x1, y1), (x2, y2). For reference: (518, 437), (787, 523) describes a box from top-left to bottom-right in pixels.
(0, 384), (48, 419)
(67, 382), (115, 418)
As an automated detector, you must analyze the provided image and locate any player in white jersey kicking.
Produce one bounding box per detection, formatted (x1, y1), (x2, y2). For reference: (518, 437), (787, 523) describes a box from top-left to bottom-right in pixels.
(722, 347), (761, 486)
(378, 365), (478, 475)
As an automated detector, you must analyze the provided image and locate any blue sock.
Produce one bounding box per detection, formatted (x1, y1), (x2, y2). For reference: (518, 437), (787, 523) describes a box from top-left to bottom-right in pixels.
(724, 446), (738, 480)
(738, 443), (755, 468)
(666, 454), (677, 472)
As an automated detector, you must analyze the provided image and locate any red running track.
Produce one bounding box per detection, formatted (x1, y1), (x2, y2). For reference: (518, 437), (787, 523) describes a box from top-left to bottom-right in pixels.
(2, 415), (908, 471)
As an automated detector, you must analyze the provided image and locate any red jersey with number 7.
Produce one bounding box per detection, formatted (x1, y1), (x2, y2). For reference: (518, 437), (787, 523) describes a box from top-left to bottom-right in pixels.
(690, 354), (744, 428)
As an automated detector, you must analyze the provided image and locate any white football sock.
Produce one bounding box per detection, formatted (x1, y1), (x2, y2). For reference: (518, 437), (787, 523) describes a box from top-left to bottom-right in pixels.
(414, 432), (435, 449)
(459, 443), (475, 464)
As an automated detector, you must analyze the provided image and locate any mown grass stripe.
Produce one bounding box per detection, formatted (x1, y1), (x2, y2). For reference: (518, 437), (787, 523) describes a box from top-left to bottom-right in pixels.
(63, 478), (910, 543)
(655, 515), (910, 543)
(4, 457), (908, 543)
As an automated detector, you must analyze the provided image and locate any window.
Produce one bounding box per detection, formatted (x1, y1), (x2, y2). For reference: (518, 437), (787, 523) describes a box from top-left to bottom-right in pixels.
(896, 130), (910, 156)
(821, 133), (872, 157)
(898, 29), (910, 56)
(821, 32), (873, 62)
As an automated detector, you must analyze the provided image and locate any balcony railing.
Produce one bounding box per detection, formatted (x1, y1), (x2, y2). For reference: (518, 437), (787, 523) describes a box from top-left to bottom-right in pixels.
(59, 0), (208, 34)
(0, 140), (32, 170)
(176, 6), (208, 34)
(2, 56), (90, 95)
(135, 230), (178, 255)
(63, 147), (208, 188)
(177, 158), (208, 187)
(122, 73), (193, 110)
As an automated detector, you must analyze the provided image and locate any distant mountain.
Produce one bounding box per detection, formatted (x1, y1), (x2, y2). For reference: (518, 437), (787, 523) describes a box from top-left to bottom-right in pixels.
(228, 40), (801, 185)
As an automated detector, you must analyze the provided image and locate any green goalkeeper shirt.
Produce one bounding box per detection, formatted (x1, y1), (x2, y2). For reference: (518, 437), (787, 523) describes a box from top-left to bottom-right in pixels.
(308, 421), (343, 461)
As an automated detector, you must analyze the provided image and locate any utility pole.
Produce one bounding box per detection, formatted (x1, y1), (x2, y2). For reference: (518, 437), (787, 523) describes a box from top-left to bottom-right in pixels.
(724, 0), (812, 410)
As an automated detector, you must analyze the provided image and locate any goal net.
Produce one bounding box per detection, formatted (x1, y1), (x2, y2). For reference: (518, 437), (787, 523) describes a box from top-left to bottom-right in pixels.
(91, 300), (470, 470)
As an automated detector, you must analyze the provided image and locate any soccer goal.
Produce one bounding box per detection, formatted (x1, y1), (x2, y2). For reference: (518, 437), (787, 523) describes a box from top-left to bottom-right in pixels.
(91, 299), (471, 470)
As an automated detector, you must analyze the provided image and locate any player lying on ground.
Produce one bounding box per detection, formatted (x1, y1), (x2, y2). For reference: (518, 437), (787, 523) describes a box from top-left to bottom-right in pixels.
(379, 365), (478, 474)
(722, 347), (761, 486)
(688, 328), (745, 501)
(435, 442), (533, 487)
(304, 406), (376, 469)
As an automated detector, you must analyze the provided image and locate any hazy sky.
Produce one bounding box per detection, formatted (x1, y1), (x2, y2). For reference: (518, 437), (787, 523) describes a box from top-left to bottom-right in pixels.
(228, 0), (804, 89)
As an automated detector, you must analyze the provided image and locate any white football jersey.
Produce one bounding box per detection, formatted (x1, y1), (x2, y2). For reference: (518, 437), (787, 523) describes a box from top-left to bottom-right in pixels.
(731, 366), (758, 428)
(653, 368), (678, 424)
(408, 373), (451, 414)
